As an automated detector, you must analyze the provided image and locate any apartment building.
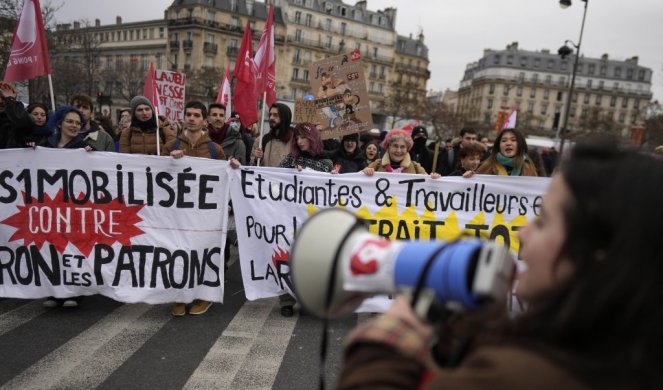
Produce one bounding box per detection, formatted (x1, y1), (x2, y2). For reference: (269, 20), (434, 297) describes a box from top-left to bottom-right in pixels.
(457, 42), (653, 135)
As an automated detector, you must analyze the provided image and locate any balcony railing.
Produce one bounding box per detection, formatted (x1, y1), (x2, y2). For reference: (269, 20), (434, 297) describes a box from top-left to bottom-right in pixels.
(226, 47), (239, 57)
(203, 42), (218, 55)
(169, 41), (179, 51)
(182, 40), (193, 51)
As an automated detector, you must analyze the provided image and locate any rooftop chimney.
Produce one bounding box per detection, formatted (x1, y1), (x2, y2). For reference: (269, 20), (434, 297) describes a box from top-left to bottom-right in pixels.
(116, 16), (122, 25)
(95, 18), (100, 27)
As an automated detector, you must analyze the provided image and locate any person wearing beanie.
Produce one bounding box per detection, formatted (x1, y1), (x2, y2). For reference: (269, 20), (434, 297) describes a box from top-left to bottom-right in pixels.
(70, 93), (115, 152)
(328, 132), (366, 173)
(119, 95), (175, 155)
(409, 125), (433, 173)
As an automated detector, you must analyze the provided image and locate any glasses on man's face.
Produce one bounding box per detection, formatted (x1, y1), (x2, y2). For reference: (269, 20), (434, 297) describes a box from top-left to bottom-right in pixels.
(63, 119), (81, 126)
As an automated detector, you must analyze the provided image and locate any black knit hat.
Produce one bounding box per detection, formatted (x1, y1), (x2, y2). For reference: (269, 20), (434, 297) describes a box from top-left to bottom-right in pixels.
(342, 132), (359, 142)
(411, 125), (427, 139)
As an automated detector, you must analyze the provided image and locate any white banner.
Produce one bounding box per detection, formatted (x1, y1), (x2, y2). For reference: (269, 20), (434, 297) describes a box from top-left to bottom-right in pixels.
(0, 148), (229, 304)
(228, 167), (551, 301)
(156, 69), (186, 123)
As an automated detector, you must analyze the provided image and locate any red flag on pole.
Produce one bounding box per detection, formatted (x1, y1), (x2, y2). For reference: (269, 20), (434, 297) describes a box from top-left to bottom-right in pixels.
(143, 63), (160, 118)
(501, 108), (518, 130)
(3, 0), (51, 82)
(216, 67), (232, 122)
(233, 21), (258, 128)
(254, 2), (276, 106)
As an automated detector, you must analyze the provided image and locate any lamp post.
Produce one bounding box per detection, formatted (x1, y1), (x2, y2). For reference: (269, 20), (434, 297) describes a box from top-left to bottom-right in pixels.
(556, 0), (588, 156)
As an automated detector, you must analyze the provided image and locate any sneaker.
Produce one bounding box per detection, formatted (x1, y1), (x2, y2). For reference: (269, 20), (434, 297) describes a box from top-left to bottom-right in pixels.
(42, 298), (59, 308)
(62, 299), (79, 308)
(189, 300), (212, 315)
(280, 305), (294, 317)
(171, 303), (186, 316)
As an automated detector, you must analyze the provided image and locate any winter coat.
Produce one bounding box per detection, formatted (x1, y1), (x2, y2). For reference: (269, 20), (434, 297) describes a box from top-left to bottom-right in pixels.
(0, 97), (33, 149)
(327, 147), (366, 173)
(119, 125), (175, 155)
(162, 131), (225, 160)
(220, 127), (247, 165)
(367, 152), (427, 174)
(82, 123), (115, 152)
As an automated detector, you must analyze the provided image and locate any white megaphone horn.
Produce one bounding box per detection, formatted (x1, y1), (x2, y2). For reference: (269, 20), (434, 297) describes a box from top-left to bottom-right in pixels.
(290, 209), (515, 319)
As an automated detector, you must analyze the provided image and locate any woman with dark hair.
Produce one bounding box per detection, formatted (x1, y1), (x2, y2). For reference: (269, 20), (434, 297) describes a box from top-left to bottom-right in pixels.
(279, 122), (333, 172)
(329, 132), (366, 174)
(476, 128), (538, 176)
(338, 137), (663, 389)
(363, 129), (440, 178)
(26, 102), (51, 145)
(363, 140), (381, 166)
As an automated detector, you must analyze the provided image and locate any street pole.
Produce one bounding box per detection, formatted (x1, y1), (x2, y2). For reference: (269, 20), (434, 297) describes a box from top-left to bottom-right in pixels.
(558, 0), (588, 156)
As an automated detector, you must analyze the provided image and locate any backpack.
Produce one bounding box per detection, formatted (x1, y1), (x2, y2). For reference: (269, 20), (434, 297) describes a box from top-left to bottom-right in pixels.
(171, 137), (219, 159)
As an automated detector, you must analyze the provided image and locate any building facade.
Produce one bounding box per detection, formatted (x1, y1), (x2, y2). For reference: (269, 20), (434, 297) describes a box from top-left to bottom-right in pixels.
(51, 0), (430, 128)
(457, 42), (653, 136)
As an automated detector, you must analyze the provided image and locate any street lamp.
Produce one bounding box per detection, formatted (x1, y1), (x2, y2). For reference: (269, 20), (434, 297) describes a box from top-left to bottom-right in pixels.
(556, 0), (588, 156)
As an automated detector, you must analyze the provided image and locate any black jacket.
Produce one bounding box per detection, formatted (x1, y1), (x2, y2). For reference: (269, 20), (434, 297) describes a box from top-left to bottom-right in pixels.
(0, 97), (33, 149)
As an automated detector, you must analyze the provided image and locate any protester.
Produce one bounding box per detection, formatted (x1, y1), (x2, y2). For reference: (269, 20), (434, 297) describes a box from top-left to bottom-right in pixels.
(69, 93), (115, 152)
(119, 96), (174, 155)
(26, 102), (51, 145)
(363, 129), (439, 178)
(40, 105), (93, 308)
(329, 132), (366, 173)
(163, 101), (225, 316)
(0, 82), (33, 149)
(409, 125), (433, 173)
(207, 103), (228, 144)
(449, 141), (485, 177)
(220, 115), (247, 164)
(250, 103), (292, 166)
(436, 127), (477, 175)
(476, 128), (538, 176)
(337, 137), (663, 389)
(363, 140), (381, 166)
(279, 122), (332, 316)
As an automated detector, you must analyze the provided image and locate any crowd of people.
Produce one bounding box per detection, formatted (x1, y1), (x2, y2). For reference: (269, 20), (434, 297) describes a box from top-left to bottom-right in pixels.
(2, 83), (661, 388)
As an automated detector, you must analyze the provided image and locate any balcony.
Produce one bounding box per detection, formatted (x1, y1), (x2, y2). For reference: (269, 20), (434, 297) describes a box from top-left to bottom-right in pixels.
(169, 41), (179, 51)
(292, 56), (302, 65)
(226, 47), (239, 57)
(290, 77), (309, 86)
(203, 42), (218, 55)
(182, 40), (193, 51)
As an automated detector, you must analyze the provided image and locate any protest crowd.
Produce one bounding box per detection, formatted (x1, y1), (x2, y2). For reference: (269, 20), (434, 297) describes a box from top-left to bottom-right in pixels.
(1, 1), (662, 388)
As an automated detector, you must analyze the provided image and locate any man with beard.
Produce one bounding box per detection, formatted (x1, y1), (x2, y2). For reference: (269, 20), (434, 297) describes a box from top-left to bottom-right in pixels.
(207, 103), (228, 144)
(250, 103), (292, 167)
(163, 101), (226, 317)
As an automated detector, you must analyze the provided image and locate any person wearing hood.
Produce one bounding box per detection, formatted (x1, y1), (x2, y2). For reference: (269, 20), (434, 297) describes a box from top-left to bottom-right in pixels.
(250, 103), (293, 167)
(0, 82), (33, 149)
(329, 132), (366, 173)
(409, 125), (433, 173)
(220, 115), (247, 164)
(69, 93), (115, 152)
(26, 102), (52, 145)
(119, 95), (175, 155)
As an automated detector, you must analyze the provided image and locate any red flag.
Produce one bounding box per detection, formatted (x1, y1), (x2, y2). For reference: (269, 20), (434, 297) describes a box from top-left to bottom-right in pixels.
(143, 63), (160, 118)
(216, 67), (232, 122)
(3, 0), (51, 82)
(254, 2), (276, 106)
(501, 108), (518, 130)
(233, 21), (258, 128)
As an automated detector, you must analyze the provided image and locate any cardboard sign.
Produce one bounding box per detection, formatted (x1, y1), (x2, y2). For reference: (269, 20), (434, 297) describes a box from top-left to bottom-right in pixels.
(155, 70), (186, 123)
(308, 51), (373, 139)
(293, 99), (319, 124)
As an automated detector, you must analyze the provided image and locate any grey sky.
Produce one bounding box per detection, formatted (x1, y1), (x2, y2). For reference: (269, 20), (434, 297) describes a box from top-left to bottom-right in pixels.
(55, 0), (663, 101)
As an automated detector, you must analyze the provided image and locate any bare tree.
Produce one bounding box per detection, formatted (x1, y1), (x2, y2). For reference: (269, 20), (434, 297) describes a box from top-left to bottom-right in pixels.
(187, 66), (223, 103)
(381, 83), (418, 129)
(102, 61), (145, 103)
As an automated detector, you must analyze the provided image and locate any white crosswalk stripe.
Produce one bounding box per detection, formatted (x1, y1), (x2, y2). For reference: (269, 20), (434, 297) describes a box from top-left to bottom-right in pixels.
(0, 300), (46, 337)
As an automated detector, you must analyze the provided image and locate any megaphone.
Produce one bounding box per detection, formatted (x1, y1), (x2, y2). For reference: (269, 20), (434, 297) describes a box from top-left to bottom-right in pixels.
(290, 209), (515, 319)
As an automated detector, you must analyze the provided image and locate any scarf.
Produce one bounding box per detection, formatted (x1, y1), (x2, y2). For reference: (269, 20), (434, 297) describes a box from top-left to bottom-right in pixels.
(496, 153), (527, 176)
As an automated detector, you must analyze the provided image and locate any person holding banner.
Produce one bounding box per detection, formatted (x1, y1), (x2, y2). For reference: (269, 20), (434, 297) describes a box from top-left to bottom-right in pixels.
(69, 94), (115, 152)
(337, 137), (663, 389)
(0, 82), (33, 149)
(119, 96), (174, 155)
(476, 128), (538, 177)
(363, 129), (440, 178)
(250, 103), (293, 167)
(279, 122), (333, 173)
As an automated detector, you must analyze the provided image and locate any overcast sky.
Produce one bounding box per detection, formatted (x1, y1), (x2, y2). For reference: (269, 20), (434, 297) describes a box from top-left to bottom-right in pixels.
(54, 0), (663, 101)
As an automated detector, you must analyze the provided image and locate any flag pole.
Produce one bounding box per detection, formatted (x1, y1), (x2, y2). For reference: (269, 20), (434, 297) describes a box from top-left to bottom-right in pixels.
(47, 74), (56, 112)
(256, 90), (267, 167)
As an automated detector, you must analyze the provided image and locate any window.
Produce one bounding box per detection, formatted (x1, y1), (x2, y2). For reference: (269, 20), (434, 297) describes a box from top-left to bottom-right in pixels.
(583, 94), (590, 104)
(520, 57), (528, 67)
(303, 69), (309, 81)
(293, 48), (301, 62)
(489, 84), (495, 94)
(291, 88), (298, 100)
(518, 72), (525, 82)
(543, 89), (549, 100)
(547, 59), (554, 69)
(614, 67), (622, 78)
(600, 65), (606, 76)
(595, 95), (602, 105)
(294, 29), (302, 41)
(530, 88), (536, 98)
(638, 69), (645, 81)
(324, 36), (332, 49)
(586, 79), (592, 88)
(545, 75), (551, 84)
(534, 58), (540, 68)
(305, 14), (312, 27)
(292, 68), (299, 80)
(142, 54), (148, 69)
(527, 101), (534, 113)
(618, 112), (625, 123)
(541, 104), (548, 115)
(516, 87), (523, 97)
(531, 73), (539, 83)
(622, 97), (629, 108)
(341, 22), (346, 35)
(493, 55), (501, 65)
(559, 76), (566, 85)
(507, 55), (513, 65)
(626, 68), (634, 80)
(610, 96), (616, 107)
(325, 18), (332, 31)
(487, 99), (493, 109)
(561, 61), (568, 71)
(556, 91), (563, 101)
(634, 99), (640, 109)
(502, 85), (509, 96)
(231, 16), (239, 28)
(572, 93), (578, 103)
(598, 80), (604, 90)
(613, 82), (619, 91)
(588, 64), (595, 75)
(295, 11), (301, 23)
